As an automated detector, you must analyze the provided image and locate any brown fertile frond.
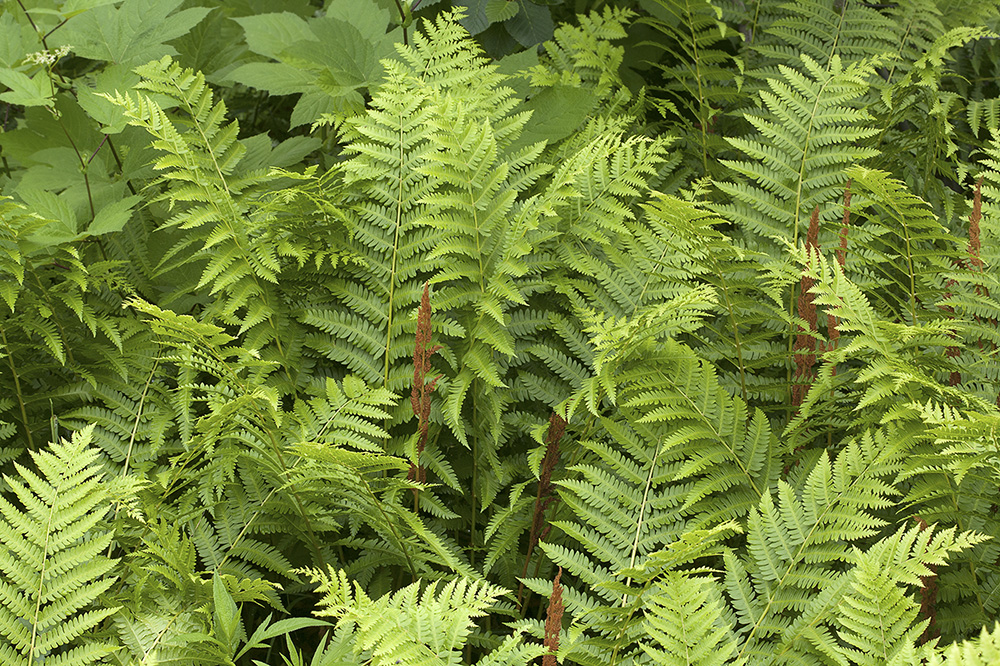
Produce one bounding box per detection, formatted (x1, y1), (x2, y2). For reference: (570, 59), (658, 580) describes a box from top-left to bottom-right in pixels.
(519, 412), (568, 607)
(410, 282), (442, 487)
(542, 567), (564, 666)
(793, 207), (820, 407)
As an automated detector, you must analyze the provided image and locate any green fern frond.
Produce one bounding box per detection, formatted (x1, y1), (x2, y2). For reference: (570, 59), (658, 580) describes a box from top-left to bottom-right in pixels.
(843, 166), (960, 324)
(0, 424), (119, 666)
(640, 194), (788, 407)
(726, 430), (913, 663)
(924, 623), (1000, 666)
(103, 57), (307, 387)
(716, 53), (879, 251)
(527, 7), (636, 98)
(641, 573), (737, 666)
(302, 14), (489, 396)
(304, 568), (542, 666)
(836, 524), (986, 665)
(750, 0), (897, 75)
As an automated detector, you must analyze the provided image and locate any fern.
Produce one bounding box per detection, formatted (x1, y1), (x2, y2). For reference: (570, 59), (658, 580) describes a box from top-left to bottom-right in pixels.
(305, 567), (544, 666)
(716, 53), (879, 251)
(925, 623), (1000, 666)
(638, 0), (743, 178)
(748, 0), (897, 75)
(836, 524), (986, 666)
(298, 12), (479, 396)
(103, 56), (314, 394)
(0, 424), (119, 666)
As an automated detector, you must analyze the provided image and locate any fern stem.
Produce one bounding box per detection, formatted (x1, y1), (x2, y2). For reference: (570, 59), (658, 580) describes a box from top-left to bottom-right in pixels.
(27, 469), (57, 662)
(105, 135), (138, 196)
(108, 353), (161, 557)
(0, 326), (33, 449)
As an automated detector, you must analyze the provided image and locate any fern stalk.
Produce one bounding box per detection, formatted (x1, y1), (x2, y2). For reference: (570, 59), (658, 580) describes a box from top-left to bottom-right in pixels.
(792, 206), (821, 408)
(915, 517), (941, 644)
(0, 327), (32, 449)
(519, 412), (567, 608)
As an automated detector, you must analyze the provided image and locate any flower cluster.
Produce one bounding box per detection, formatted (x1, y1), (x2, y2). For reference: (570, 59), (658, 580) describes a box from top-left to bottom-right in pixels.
(24, 46), (71, 66)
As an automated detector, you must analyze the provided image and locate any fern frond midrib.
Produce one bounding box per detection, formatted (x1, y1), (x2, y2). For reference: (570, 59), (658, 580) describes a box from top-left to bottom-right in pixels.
(26, 476), (57, 662)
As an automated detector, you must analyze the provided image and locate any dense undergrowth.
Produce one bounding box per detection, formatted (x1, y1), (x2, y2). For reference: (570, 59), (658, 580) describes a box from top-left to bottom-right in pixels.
(3, 0), (1000, 664)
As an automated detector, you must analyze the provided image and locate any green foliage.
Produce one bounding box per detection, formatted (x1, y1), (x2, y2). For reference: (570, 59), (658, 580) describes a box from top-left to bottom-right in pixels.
(0, 425), (119, 666)
(1, 1), (1000, 665)
(305, 567), (545, 665)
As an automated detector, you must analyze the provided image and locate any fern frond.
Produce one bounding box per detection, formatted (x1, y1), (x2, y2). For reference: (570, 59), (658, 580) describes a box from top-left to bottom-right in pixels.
(925, 622), (1000, 666)
(639, 0), (743, 177)
(750, 0), (897, 75)
(304, 568), (542, 666)
(727, 430), (912, 663)
(641, 573), (737, 666)
(0, 424), (119, 666)
(836, 524), (986, 665)
(716, 54), (879, 251)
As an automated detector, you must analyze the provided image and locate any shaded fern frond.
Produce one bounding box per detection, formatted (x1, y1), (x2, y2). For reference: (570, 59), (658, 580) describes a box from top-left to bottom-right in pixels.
(750, 0), (897, 75)
(639, 0), (743, 177)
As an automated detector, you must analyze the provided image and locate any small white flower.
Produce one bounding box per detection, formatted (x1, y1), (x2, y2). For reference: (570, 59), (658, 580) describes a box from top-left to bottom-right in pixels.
(24, 45), (71, 67)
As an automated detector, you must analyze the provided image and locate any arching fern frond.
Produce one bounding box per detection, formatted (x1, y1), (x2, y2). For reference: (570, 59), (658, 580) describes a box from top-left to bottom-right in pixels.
(299, 11), (488, 395)
(924, 622), (1000, 666)
(841, 165), (959, 325)
(102, 57), (308, 391)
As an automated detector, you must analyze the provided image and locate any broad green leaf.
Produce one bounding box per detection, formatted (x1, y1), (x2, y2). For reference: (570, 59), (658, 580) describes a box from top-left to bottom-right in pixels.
(238, 134), (321, 171)
(15, 147), (85, 192)
(0, 69), (54, 107)
(169, 9), (248, 81)
(513, 85), (597, 149)
(507, 0), (553, 46)
(290, 90), (342, 128)
(59, 0), (120, 15)
(76, 65), (139, 133)
(324, 0), (392, 41)
(486, 0), (519, 23)
(457, 0), (491, 35)
(86, 195), (141, 236)
(234, 12), (314, 60)
(53, 0), (211, 66)
(496, 47), (538, 97)
(19, 189), (79, 246)
(228, 62), (315, 95)
(0, 13), (38, 69)
(292, 18), (379, 83)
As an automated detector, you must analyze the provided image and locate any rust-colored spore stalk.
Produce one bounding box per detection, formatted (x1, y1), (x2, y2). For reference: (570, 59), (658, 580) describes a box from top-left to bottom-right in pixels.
(409, 282), (442, 485)
(542, 567), (564, 666)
